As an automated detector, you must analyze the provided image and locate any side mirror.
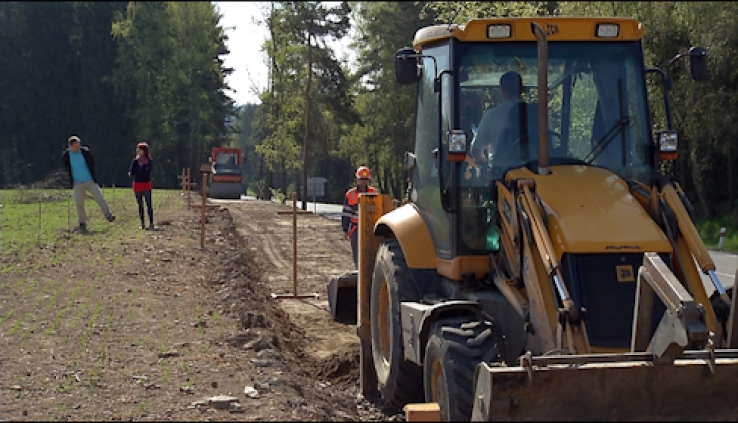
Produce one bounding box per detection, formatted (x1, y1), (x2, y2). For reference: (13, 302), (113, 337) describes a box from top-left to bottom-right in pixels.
(404, 151), (416, 171)
(396, 47), (419, 85)
(689, 47), (709, 82)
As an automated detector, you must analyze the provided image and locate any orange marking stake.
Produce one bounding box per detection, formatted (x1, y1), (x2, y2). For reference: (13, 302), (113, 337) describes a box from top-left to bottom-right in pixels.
(271, 192), (319, 300)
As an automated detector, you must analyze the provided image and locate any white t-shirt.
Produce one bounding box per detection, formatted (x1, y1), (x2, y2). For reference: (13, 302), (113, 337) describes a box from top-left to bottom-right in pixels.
(470, 99), (521, 159)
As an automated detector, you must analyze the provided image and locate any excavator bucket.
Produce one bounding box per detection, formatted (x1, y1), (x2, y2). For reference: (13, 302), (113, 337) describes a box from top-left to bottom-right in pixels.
(471, 352), (738, 421)
(327, 271), (358, 324)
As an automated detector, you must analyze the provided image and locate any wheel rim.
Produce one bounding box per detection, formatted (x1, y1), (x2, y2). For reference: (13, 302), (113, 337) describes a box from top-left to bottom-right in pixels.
(430, 357), (449, 421)
(429, 359), (442, 401)
(378, 277), (391, 366)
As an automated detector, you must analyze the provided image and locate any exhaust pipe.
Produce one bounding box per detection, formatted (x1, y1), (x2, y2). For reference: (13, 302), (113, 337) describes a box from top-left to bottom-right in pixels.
(531, 22), (549, 175)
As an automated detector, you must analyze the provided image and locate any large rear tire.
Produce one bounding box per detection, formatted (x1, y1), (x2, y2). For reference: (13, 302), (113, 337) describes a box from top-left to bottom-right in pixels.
(370, 238), (424, 407)
(424, 317), (500, 421)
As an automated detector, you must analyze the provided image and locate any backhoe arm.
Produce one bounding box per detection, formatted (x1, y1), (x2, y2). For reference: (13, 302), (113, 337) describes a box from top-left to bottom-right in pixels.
(660, 182), (728, 301)
(516, 179), (591, 354)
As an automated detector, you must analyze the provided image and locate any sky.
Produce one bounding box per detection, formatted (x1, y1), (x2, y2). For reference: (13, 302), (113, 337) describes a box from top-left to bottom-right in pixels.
(215, 1), (354, 107)
(216, 2), (270, 106)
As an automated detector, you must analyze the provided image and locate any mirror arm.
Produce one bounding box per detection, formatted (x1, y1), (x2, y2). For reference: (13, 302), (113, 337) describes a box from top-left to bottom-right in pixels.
(646, 66), (674, 131)
(436, 69), (457, 213)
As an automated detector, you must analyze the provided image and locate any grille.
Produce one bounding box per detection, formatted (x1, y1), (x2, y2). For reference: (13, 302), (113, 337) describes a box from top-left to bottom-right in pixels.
(560, 253), (669, 348)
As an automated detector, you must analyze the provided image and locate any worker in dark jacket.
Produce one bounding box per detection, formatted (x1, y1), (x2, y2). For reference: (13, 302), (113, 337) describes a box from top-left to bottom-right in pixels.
(61, 135), (115, 232)
(128, 142), (155, 230)
(342, 166), (377, 269)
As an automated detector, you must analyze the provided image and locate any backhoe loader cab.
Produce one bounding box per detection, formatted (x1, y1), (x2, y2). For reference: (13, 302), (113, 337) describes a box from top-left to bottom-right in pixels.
(398, 20), (682, 258)
(348, 17), (738, 422)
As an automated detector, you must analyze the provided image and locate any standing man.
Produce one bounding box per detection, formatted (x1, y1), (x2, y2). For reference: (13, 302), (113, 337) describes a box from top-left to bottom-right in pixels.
(61, 135), (116, 232)
(342, 166), (377, 269)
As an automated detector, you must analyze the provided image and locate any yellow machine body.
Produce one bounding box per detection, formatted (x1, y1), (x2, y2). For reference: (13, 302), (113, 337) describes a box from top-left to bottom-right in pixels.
(331, 15), (738, 422)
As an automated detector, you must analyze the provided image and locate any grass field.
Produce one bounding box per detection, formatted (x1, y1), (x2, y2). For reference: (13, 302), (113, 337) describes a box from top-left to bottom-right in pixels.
(696, 218), (738, 252)
(0, 187), (183, 259)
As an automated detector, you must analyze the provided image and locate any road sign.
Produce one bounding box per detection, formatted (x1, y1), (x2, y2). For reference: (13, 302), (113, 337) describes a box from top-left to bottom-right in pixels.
(307, 177), (327, 197)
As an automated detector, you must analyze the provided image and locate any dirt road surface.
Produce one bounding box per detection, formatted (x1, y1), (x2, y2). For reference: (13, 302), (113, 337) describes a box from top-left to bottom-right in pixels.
(1, 192), (404, 421)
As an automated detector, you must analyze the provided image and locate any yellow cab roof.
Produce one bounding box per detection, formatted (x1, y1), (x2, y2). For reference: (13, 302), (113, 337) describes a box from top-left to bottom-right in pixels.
(413, 17), (644, 49)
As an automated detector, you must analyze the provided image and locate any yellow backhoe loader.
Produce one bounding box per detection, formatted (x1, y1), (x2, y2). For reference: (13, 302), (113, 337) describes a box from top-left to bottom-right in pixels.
(329, 16), (738, 421)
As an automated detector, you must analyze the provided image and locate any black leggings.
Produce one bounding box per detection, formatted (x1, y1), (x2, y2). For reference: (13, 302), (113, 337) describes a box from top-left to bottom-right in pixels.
(135, 190), (153, 225)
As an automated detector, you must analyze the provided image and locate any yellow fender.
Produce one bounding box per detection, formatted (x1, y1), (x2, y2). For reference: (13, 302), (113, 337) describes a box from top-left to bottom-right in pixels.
(374, 203), (436, 269)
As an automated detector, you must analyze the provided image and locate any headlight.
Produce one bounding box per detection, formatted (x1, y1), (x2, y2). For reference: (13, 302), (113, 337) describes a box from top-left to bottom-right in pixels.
(447, 130), (467, 162)
(487, 24), (512, 39)
(659, 130), (678, 152)
(658, 130), (678, 161)
(596, 24), (620, 38)
(448, 130), (467, 154)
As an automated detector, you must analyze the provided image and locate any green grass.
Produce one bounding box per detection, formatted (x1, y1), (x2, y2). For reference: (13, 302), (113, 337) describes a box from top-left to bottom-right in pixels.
(57, 374), (74, 393)
(0, 187), (179, 258)
(79, 298), (103, 348)
(696, 217), (738, 252)
(1, 188), (78, 254)
(21, 278), (38, 297)
(87, 369), (99, 392)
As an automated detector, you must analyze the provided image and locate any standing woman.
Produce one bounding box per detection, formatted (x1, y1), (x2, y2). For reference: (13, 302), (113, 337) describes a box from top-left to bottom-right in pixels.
(128, 142), (155, 230)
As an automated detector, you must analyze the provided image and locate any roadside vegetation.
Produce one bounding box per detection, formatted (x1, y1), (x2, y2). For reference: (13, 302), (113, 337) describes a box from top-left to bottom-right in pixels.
(697, 215), (738, 252)
(4, 2), (737, 217)
(2, 187), (735, 261)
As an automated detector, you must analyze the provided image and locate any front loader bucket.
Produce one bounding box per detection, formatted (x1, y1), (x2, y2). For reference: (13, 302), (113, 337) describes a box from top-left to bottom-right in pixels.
(327, 271), (358, 324)
(471, 351), (738, 421)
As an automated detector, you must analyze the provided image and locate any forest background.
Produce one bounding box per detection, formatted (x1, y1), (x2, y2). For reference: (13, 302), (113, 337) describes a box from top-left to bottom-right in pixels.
(1, 1), (737, 225)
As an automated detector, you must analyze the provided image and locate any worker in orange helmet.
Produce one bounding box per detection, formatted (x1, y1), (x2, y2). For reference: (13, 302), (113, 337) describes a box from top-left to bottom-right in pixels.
(342, 166), (377, 269)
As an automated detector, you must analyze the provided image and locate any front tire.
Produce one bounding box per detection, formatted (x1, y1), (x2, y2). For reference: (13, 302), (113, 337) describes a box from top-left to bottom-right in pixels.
(370, 238), (423, 407)
(424, 317), (500, 421)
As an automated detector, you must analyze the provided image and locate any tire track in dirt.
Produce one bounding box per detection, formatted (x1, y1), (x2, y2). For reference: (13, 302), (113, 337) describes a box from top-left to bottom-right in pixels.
(254, 225), (292, 272)
(224, 198), (362, 369)
(238, 212), (293, 274)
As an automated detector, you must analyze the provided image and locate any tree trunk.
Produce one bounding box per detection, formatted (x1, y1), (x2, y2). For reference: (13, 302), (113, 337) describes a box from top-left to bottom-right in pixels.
(301, 32), (313, 211)
(728, 129), (734, 210)
(280, 158), (288, 196)
(690, 146), (711, 218)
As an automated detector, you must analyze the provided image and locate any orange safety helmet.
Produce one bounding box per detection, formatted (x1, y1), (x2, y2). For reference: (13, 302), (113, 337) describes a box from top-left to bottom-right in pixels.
(355, 166), (371, 179)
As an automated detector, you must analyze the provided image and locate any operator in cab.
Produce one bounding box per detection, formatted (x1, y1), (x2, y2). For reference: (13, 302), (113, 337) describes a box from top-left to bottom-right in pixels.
(469, 70), (525, 168)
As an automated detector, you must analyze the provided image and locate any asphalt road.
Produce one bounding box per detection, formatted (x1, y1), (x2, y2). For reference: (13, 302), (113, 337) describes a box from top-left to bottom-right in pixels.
(243, 196), (737, 295)
(703, 250), (737, 294)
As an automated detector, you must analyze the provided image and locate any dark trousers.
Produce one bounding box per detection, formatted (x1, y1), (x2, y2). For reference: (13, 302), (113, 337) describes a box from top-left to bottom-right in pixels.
(350, 225), (358, 269)
(136, 190), (153, 226)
